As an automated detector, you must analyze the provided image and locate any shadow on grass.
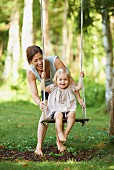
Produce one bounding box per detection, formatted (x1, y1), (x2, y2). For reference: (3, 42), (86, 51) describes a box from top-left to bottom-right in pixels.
(0, 147), (96, 162)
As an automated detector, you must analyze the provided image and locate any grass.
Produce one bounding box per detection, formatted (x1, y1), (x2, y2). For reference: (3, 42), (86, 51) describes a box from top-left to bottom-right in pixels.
(0, 100), (114, 170)
(0, 161), (114, 170)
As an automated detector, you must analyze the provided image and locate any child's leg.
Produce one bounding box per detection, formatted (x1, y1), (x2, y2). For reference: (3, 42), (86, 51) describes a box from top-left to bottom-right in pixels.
(64, 111), (75, 138)
(54, 111), (66, 142)
(55, 123), (66, 152)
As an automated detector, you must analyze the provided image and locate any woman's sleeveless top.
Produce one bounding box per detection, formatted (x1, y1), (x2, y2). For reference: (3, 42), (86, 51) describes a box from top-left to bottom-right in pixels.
(29, 56), (57, 86)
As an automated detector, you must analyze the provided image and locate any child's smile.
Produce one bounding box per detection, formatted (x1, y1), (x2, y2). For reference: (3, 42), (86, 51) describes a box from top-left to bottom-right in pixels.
(57, 73), (69, 89)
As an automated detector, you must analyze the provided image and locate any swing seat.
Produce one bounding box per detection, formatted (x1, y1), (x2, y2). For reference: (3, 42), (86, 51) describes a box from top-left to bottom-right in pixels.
(41, 118), (89, 126)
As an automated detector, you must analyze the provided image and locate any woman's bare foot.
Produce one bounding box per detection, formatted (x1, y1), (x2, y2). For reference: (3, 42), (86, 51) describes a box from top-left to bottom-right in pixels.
(34, 146), (43, 156)
(58, 133), (66, 142)
(57, 141), (66, 152)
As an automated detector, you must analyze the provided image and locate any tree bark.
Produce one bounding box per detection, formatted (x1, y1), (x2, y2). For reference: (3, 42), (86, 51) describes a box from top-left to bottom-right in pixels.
(0, 43), (3, 57)
(2, 11), (20, 81)
(40, 0), (51, 56)
(22, 0), (33, 69)
(66, 23), (73, 64)
(108, 89), (114, 136)
(62, 0), (68, 64)
(102, 10), (113, 107)
(12, 11), (20, 84)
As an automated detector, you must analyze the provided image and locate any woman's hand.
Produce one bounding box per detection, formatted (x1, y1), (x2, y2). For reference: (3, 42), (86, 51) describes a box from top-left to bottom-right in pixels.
(39, 101), (45, 111)
(80, 71), (85, 77)
(41, 72), (46, 79)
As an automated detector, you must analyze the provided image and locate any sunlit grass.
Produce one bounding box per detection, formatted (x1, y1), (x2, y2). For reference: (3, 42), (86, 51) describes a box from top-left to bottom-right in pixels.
(0, 159), (114, 170)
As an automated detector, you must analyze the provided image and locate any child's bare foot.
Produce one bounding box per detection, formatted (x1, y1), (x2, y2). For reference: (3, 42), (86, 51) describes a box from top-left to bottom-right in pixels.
(34, 146), (43, 156)
(57, 141), (66, 152)
(58, 133), (66, 142)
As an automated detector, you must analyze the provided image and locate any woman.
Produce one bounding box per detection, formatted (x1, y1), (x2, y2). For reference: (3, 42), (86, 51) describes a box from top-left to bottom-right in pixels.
(26, 45), (84, 156)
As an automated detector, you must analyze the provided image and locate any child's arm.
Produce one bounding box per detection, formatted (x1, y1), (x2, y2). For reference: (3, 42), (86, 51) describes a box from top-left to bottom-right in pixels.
(40, 72), (50, 93)
(75, 71), (85, 91)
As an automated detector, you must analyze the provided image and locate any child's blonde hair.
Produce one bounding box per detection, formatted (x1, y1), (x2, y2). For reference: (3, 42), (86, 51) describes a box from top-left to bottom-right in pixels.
(53, 68), (72, 85)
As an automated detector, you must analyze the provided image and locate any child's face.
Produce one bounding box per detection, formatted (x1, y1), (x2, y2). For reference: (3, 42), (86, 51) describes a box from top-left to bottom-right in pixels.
(56, 73), (69, 89)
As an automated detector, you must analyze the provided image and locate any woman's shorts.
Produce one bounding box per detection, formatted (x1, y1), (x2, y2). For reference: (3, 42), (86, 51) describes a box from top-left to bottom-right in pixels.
(51, 111), (69, 119)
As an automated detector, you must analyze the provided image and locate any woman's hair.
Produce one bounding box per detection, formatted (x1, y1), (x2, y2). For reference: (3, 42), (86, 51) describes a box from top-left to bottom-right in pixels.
(26, 45), (43, 64)
(53, 68), (72, 85)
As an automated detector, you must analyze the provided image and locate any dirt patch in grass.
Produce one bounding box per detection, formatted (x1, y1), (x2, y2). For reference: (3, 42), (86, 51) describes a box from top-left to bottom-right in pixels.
(0, 147), (96, 162)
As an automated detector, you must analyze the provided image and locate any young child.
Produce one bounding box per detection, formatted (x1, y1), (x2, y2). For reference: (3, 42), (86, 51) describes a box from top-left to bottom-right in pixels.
(41, 68), (84, 151)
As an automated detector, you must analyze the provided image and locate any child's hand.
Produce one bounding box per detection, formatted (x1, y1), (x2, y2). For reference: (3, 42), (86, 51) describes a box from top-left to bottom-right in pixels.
(78, 99), (85, 109)
(81, 101), (85, 110)
(41, 72), (46, 79)
(80, 71), (85, 77)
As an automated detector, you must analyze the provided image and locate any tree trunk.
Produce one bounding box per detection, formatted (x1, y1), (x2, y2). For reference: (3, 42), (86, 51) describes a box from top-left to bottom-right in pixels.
(108, 89), (114, 136)
(2, 13), (15, 80)
(0, 43), (3, 57)
(22, 0), (33, 69)
(75, 34), (81, 71)
(2, 11), (20, 82)
(62, 0), (68, 64)
(102, 10), (113, 107)
(12, 11), (20, 84)
(40, 0), (51, 56)
(66, 24), (73, 64)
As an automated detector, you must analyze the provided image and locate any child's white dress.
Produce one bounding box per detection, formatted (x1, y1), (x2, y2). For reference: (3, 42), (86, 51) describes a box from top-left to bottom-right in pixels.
(46, 84), (77, 118)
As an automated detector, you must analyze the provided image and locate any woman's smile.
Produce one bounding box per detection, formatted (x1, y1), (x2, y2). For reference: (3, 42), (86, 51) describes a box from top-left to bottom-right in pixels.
(31, 53), (43, 70)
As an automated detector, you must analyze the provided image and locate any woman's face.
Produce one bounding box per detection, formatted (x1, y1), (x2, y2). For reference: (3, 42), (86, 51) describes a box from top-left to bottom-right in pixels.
(31, 53), (43, 71)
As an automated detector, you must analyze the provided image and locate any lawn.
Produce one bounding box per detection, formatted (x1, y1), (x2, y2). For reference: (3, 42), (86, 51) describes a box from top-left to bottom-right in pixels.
(0, 100), (114, 170)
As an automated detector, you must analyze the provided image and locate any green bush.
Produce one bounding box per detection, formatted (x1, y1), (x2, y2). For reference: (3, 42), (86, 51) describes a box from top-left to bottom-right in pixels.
(84, 80), (105, 107)
(74, 77), (105, 107)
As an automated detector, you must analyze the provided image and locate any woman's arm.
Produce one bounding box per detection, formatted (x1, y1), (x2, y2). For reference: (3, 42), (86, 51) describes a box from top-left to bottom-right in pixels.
(54, 56), (66, 70)
(75, 71), (84, 91)
(27, 70), (41, 106)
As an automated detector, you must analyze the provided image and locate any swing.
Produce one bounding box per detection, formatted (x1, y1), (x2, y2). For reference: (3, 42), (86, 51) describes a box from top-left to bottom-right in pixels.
(40, 0), (89, 126)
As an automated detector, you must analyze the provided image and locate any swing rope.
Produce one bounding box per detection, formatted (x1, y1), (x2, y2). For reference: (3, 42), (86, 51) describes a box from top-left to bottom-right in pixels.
(40, 0), (46, 118)
(80, 0), (87, 119)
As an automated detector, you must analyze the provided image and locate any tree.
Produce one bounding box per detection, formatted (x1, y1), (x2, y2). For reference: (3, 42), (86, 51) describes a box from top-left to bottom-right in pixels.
(108, 89), (114, 136)
(2, 10), (20, 84)
(0, 0), (13, 56)
(21, 0), (33, 69)
(101, 6), (113, 106)
(62, 0), (68, 63)
(40, 0), (52, 56)
(68, 0), (114, 104)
